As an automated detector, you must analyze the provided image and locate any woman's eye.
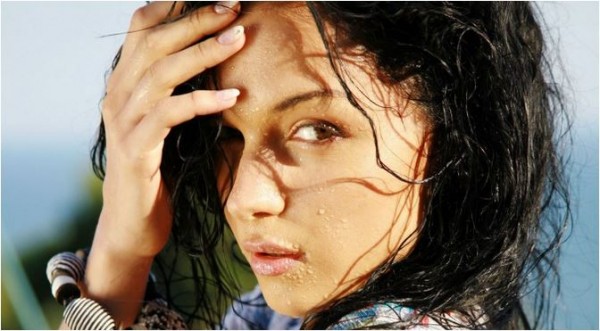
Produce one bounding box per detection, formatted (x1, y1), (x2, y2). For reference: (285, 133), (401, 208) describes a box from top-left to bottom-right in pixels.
(291, 122), (342, 143)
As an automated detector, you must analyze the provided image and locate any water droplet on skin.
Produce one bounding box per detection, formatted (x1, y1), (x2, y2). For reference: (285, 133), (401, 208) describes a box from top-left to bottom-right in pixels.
(317, 208), (325, 215)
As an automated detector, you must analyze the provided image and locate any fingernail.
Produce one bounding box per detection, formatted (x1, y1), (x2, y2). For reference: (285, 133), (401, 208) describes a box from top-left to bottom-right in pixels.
(216, 88), (240, 102)
(214, 1), (239, 15)
(217, 25), (244, 45)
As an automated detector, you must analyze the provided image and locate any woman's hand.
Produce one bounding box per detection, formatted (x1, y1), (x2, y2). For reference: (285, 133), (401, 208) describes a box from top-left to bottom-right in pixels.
(83, 2), (245, 327)
(99, 0), (243, 259)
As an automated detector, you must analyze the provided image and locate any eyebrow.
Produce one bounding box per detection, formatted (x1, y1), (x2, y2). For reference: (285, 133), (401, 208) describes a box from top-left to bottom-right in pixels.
(272, 89), (343, 112)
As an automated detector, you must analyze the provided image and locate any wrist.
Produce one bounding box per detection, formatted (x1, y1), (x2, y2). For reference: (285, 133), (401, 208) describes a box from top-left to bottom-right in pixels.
(83, 244), (154, 327)
(94, 205), (171, 259)
(48, 249), (187, 330)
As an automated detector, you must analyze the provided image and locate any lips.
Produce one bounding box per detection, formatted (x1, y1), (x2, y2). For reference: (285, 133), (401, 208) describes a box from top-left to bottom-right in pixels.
(242, 240), (303, 276)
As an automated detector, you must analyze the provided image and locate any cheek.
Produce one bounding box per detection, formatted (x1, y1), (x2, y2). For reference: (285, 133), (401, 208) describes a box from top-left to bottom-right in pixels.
(307, 180), (419, 276)
(279, 160), (421, 309)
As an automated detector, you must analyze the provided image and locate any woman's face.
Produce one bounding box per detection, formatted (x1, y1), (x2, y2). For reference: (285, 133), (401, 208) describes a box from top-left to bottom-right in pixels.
(215, 3), (429, 317)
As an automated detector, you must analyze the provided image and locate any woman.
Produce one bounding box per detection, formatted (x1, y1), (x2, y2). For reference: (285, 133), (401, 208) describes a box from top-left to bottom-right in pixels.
(49, 1), (570, 329)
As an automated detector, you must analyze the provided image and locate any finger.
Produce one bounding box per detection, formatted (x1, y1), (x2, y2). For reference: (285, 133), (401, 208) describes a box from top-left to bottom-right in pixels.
(127, 89), (240, 154)
(119, 26), (245, 127)
(124, 1), (240, 62)
(120, 2), (186, 58)
(105, 2), (241, 121)
(128, 1), (186, 31)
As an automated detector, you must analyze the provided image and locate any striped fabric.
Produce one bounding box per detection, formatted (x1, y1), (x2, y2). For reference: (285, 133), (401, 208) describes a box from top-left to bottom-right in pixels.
(64, 298), (116, 330)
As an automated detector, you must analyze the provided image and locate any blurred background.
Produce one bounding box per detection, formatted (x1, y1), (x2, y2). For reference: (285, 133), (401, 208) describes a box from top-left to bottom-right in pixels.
(1, 2), (597, 329)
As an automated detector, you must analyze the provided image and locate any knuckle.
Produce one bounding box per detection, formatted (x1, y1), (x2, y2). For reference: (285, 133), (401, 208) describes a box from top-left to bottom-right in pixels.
(193, 43), (213, 69)
(180, 8), (211, 42)
(102, 97), (119, 122)
(141, 32), (162, 51)
(190, 91), (214, 111)
(143, 102), (166, 129)
(144, 62), (161, 84)
(101, 103), (114, 120)
(105, 73), (119, 95)
(131, 6), (149, 28)
(190, 90), (205, 106)
(143, 60), (169, 88)
(188, 8), (206, 29)
(153, 103), (171, 123)
(152, 100), (167, 118)
(102, 90), (128, 118)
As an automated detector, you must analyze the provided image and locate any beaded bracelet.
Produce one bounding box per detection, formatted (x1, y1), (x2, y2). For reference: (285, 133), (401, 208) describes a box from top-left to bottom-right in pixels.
(46, 249), (187, 330)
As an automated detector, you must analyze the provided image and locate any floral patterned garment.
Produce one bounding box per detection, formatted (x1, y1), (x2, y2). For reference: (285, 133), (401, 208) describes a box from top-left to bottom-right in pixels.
(222, 285), (469, 330)
(329, 302), (461, 330)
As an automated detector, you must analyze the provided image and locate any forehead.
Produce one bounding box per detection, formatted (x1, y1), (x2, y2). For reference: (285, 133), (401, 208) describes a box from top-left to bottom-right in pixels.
(216, 3), (335, 108)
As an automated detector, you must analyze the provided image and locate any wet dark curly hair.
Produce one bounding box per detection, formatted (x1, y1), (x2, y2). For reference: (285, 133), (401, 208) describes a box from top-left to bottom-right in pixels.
(92, 1), (571, 329)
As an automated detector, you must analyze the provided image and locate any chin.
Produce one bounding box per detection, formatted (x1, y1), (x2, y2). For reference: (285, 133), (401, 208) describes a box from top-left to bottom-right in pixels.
(259, 281), (312, 318)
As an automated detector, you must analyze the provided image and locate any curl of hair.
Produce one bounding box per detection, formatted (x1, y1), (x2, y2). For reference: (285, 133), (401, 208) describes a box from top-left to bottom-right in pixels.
(91, 2), (571, 329)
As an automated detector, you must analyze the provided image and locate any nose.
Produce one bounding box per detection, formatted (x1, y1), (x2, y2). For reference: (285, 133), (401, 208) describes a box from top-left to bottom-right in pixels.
(224, 150), (286, 221)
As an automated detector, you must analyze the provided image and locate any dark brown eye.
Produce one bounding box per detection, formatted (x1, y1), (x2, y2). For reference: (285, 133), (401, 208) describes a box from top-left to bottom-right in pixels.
(292, 121), (342, 142)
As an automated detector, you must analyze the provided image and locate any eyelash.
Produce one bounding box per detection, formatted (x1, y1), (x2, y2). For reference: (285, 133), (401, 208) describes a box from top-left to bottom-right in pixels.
(215, 119), (344, 144)
(290, 121), (343, 143)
